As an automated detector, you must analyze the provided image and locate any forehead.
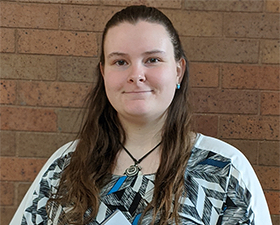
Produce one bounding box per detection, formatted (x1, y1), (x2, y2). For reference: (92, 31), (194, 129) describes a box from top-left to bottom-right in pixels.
(103, 21), (173, 54)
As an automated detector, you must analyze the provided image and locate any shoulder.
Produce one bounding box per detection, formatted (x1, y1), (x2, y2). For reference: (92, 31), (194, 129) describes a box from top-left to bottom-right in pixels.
(23, 140), (79, 188)
(35, 140), (79, 185)
(43, 140), (78, 169)
(193, 133), (249, 170)
(189, 134), (272, 224)
(190, 133), (258, 193)
(50, 140), (78, 160)
(31, 140), (79, 184)
(9, 140), (79, 225)
(192, 133), (260, 188)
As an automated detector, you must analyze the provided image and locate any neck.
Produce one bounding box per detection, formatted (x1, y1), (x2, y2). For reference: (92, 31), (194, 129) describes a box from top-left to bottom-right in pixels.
(118, 114), (165, 155)
(113, 114), (165, 175)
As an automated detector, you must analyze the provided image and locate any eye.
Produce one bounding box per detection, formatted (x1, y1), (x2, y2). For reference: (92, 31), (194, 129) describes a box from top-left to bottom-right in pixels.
(114, 60), (127, 66)
(146, 58), (160, 64)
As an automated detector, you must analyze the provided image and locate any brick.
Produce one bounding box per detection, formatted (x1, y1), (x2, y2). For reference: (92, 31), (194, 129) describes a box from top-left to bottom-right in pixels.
(182, 37), (259, 63)
(0, 2), (59, 29)
(266, 0), (280, 13)
(58, 56), (98, 82)
(18, 81), (90, 107)
(17, 182), (31, 205)
(0, 206), (16, 225)
(101, 0), (181, 8)
(224, 13), (279, 39)
(254, 166), (280, 190)
(222, 65), (280, 90)
(17, 132), (76, 158)
(184, 0), (263, 12)
(66, 0), (101, 3)
(189, 63), (219, 87)
(265, 191), (280, 215)
(0, 131), (16, 156)
(0, 80), (16, 104)
(261, 92), (280, 116)
(0, 107), (57, 132)
(271, 215), (280, 225)
(0, 182), (14, 205)
(18, 29), (97, 57)
(0, 157), (46, 181)
(259, 141), (280, 166)
(60, 6), (120, 32)
(56, 108), (83, 133)
(0, 54), (56, 80)
(18, 0), (101, 4)
(190, 88), (258, 114)
(262, 40), (280, 64)
(163, 10), (222, 36)
(192, 114), (218, 137)
(0, 28), (15, 53)
(223, 139), (258, 165)
(220, 116), (280, 140)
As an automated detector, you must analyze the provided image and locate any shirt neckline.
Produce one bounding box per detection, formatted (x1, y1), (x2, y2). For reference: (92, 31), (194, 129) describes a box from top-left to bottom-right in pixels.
(111, 133), (202, 178)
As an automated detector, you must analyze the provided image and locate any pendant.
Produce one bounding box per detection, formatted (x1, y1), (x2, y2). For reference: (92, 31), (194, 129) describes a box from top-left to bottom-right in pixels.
(124, 164), (142, 177)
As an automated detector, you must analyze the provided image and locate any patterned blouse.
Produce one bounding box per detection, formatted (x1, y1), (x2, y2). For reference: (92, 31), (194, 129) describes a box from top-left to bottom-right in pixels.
(10, 134), (272, 225)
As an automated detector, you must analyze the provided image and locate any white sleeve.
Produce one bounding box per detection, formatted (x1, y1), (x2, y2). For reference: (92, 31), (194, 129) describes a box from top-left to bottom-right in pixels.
(9, 141), (77, 225)
(196, 134), (272, 225)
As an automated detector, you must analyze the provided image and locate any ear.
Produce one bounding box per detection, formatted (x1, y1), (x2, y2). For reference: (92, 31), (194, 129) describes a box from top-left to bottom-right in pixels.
(176, 58), (186, 84)
(99, 62), (105, 77)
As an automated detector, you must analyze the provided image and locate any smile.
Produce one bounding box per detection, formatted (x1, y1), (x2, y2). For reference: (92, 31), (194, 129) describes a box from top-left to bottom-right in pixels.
(123, 90), (152, 94)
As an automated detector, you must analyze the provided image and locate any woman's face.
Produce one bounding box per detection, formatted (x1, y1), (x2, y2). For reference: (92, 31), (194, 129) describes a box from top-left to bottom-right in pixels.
(101, 21), (185, 123)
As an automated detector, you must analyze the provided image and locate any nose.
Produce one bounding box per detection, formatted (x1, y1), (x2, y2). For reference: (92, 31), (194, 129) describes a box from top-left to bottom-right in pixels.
(127, 64), (146, 84)
(128, 74), (146, 83)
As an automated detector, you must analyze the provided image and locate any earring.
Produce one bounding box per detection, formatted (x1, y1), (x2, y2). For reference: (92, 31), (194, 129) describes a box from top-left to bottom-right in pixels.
(176, 83), (181, 90)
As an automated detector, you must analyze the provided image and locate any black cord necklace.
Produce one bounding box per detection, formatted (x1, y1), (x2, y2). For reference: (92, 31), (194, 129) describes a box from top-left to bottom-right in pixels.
(120, 142), (161, 176)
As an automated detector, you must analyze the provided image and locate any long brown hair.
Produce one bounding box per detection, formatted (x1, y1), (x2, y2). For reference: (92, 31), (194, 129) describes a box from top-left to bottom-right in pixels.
(47, 5), (192, 224)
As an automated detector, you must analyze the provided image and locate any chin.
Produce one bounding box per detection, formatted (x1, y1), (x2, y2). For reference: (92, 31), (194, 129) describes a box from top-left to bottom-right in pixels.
(126, 110), (150, 117)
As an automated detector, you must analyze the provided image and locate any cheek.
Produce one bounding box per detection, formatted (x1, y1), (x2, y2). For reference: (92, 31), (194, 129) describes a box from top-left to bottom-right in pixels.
(104, 72), (124, 92)
(150, 67), (177, 89)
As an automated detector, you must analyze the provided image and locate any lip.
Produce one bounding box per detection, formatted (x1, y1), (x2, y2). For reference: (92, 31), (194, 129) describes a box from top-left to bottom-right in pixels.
(123, 90), (152, 94)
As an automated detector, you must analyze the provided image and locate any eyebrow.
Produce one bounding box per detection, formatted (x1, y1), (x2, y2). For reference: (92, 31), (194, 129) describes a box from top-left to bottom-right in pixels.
(143, 50), (166, 55)
(107, 50), (166, 59)
(107, 52), (128, 59)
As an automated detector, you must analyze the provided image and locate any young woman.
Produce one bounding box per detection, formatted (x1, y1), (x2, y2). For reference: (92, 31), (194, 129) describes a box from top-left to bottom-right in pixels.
(10, 5), (271, 225)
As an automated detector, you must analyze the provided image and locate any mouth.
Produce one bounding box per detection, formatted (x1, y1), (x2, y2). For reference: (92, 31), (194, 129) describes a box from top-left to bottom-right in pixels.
(123, 90), (152, 94)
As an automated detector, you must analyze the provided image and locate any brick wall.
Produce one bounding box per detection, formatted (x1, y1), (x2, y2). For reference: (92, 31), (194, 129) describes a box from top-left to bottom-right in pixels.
(0, 0), (279, 224)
